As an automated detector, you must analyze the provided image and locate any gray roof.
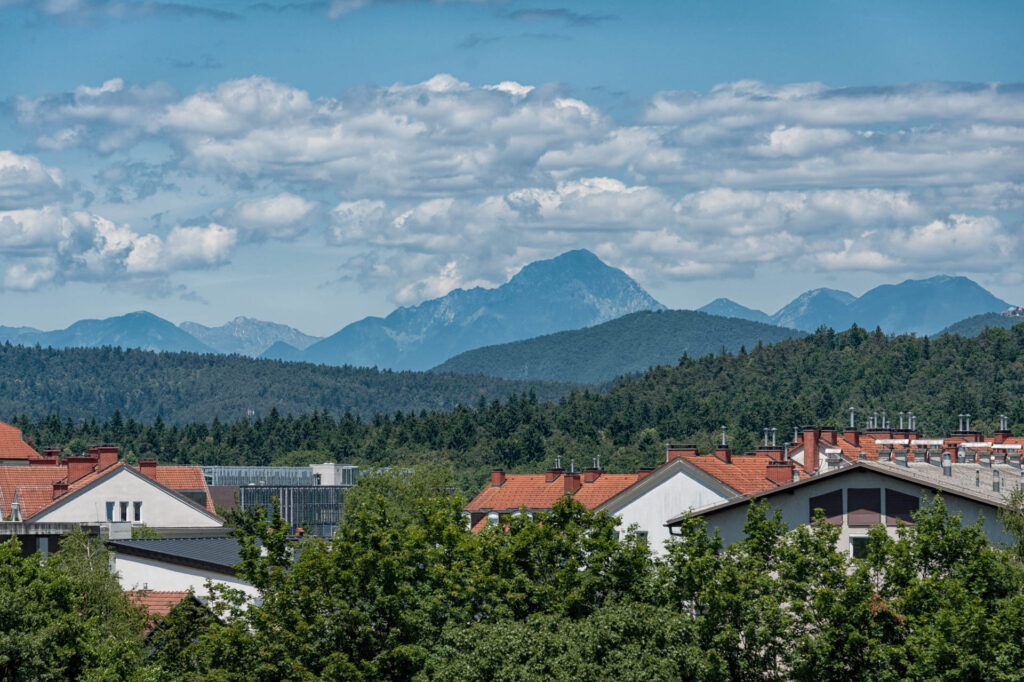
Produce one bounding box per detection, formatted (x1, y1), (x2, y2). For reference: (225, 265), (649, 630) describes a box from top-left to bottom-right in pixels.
(107, 537), (247, 574)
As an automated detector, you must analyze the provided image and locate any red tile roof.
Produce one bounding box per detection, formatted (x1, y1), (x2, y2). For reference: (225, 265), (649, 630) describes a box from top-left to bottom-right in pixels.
(127, 590), (192, 618)
(0, 421), (41, 461)
(147, 467), (217, 513)
(675, 453), (796, 495)
(465, 471), (643, 514)
(573, 473), (641, 507)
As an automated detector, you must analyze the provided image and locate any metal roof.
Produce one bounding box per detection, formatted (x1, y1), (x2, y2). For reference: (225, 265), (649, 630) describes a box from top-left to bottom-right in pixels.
(107, 537), (247, 574)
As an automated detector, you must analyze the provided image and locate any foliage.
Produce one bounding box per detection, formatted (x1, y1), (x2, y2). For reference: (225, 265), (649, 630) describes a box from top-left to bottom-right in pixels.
(0, 529), (156, 681)
(0, 342), (570, 424)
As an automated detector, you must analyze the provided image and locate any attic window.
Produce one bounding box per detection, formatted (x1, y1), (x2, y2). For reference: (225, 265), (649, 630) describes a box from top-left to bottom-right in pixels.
(847, 488), (881, 527)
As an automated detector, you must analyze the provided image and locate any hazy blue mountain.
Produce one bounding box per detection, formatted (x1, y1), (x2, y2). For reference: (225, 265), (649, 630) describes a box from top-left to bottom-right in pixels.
(0, 311), (213, 353)
(698, 298), (771, 324)
(769, 288), (856, 331)
(260, 340), (304, 361)
(180, 316), (321, 356)
(846, 275), (1010, 335)
(301, 249), (665, 370)
(934, 312), (1023, 338)
(432, 310), (805, 384)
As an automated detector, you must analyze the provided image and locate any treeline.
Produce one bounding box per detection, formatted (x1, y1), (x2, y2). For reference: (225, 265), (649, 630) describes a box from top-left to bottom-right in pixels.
(0, 342), (570, 423)
(10, 325), (1024, 493)
(9, 470), (1024, 680)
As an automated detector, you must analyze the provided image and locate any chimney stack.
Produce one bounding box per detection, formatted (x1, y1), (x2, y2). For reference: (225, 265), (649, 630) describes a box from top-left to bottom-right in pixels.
(766, 460), (795, 486)
(42, 448), (61, 458)
(30, 457), (59, 467)
(139, 460), (158, 479)
(52, 481), (69, 498)
(666, 444), (698, 462)
(88, 445), (119, 471)
(637, 466), (656, 480)
(803, 426), (820, 473)
(66, 455), (98, 483)
(583, 467), (602, 483)
(490, 470), (506, 487)
(563, 472), (582, 494)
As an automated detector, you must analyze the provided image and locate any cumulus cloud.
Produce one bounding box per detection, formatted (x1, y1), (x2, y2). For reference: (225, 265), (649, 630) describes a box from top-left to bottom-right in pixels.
(10, 75), (1024, 302)
(0, 203), (238, 292)
(215, 192), (319, 240)
(0, 152), (66, 209)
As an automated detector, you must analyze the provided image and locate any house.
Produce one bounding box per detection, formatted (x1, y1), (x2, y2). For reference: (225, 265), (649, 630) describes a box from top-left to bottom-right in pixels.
(465, 444), (807, 555)
(109, 537), (258, 600)
(0, 445), (222, 554)
(666, 458), (1019, 555)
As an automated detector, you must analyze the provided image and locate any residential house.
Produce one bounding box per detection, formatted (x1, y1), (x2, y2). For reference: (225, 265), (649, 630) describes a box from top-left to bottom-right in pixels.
(109, 537), (258, 599)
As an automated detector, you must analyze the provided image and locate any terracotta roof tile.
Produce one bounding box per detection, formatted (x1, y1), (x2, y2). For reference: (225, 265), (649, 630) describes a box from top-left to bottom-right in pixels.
(147, 466), (216, 512)
(0, 467), (65, 519)
(0, 421), (41, 461)
(573, 474), (640, 508)
(676, 453), (791, 495)
(127, 590), (191, 617)
(465, 474), (566, 512)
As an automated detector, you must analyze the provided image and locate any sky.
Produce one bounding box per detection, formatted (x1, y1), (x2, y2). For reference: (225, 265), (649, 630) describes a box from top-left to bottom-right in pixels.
(0, 0), (1022, 336)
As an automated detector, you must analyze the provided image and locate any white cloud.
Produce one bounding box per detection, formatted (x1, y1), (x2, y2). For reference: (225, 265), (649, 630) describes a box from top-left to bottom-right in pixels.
(0, 152), (65, 209)
(216, 192), (318, 240)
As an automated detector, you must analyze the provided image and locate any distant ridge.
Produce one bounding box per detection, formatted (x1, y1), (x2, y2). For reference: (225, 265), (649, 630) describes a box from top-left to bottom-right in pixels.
(432, 309), (805, 384)
(935, 312), (1024, 338)
(181, 316), (321, 357)
(0, 311), (213, 354)
(698, 275), (1009, 335)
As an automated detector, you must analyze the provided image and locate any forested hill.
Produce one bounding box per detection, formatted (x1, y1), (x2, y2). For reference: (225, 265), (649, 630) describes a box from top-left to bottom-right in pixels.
(0, 343), (571, 423)
(432, 309), (805, 383)
(935, 313), (1021, 338)
(13, 324), (1024, 494)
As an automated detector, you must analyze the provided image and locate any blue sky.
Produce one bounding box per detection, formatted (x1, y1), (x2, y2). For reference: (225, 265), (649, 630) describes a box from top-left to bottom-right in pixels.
(1, 0), (1023, 335)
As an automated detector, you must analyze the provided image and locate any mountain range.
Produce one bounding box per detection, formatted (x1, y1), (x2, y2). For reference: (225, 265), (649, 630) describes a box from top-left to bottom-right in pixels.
(699, 276), (1011, 335)
(432, 310), (805, 384)
(0, 249), (1015, 379)
(274, 249), (665, 371)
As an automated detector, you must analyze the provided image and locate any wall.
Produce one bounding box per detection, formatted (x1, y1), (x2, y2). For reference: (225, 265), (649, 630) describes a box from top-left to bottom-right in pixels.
(112, 553), (258, 599)
(694, 469), (1013, 552)
(35, 468), (222, 528)
(606, 468), (730, 556)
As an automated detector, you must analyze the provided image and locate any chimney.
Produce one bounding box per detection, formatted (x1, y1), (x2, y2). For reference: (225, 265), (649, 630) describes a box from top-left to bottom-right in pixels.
(66, 455), (98, 483)
(563, 472), (581, 494)
(803, 426), (820, 473)
(52, 481), (69, 498)
(42, 448), (61, 458)
(665, 444), (698, 462)
(757, 446), (783, 462)
(715, 446), (732, 464)
(820, 427), (838, 444)
(139, 460), (158, 479)
(583, 467), (602, 483)
(843, 426), (860, 447)
(637, 466), (656, 480)
(490, 469), (506, 487)
(766, 460), (794, 486)
(30, 457), (59, 467)
(88, 445), (119, 471)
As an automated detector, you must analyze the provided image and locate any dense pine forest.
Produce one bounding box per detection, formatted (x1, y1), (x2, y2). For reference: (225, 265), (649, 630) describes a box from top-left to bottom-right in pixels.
(10, 324), (1024, 493)
(0, 343), (570, 423)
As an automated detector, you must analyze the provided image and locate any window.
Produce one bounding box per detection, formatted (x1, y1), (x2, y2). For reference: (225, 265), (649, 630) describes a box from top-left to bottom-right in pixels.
(886, 489), (919, 525)
(105, 501), (115, 521)
(808, 490), (843, 525)
(133, 501), (142, 522)
(847, 488), (881, 526)
(850, 536), (870, 559)
(119, 501), (129, 522)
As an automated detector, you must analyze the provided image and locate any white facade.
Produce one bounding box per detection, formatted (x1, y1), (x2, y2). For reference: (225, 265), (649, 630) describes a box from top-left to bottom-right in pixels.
(34, 467), (222, 528)
(112, 553), (258, 599)
(599, 461), (735, 556)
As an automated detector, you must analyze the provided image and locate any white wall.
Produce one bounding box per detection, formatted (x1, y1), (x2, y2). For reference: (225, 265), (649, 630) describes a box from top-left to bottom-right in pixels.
(35, 468), (221, 528)
(112, 553), (258, 599)
(606, 469), (730, 556)
(692, 470), (1014, 552)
